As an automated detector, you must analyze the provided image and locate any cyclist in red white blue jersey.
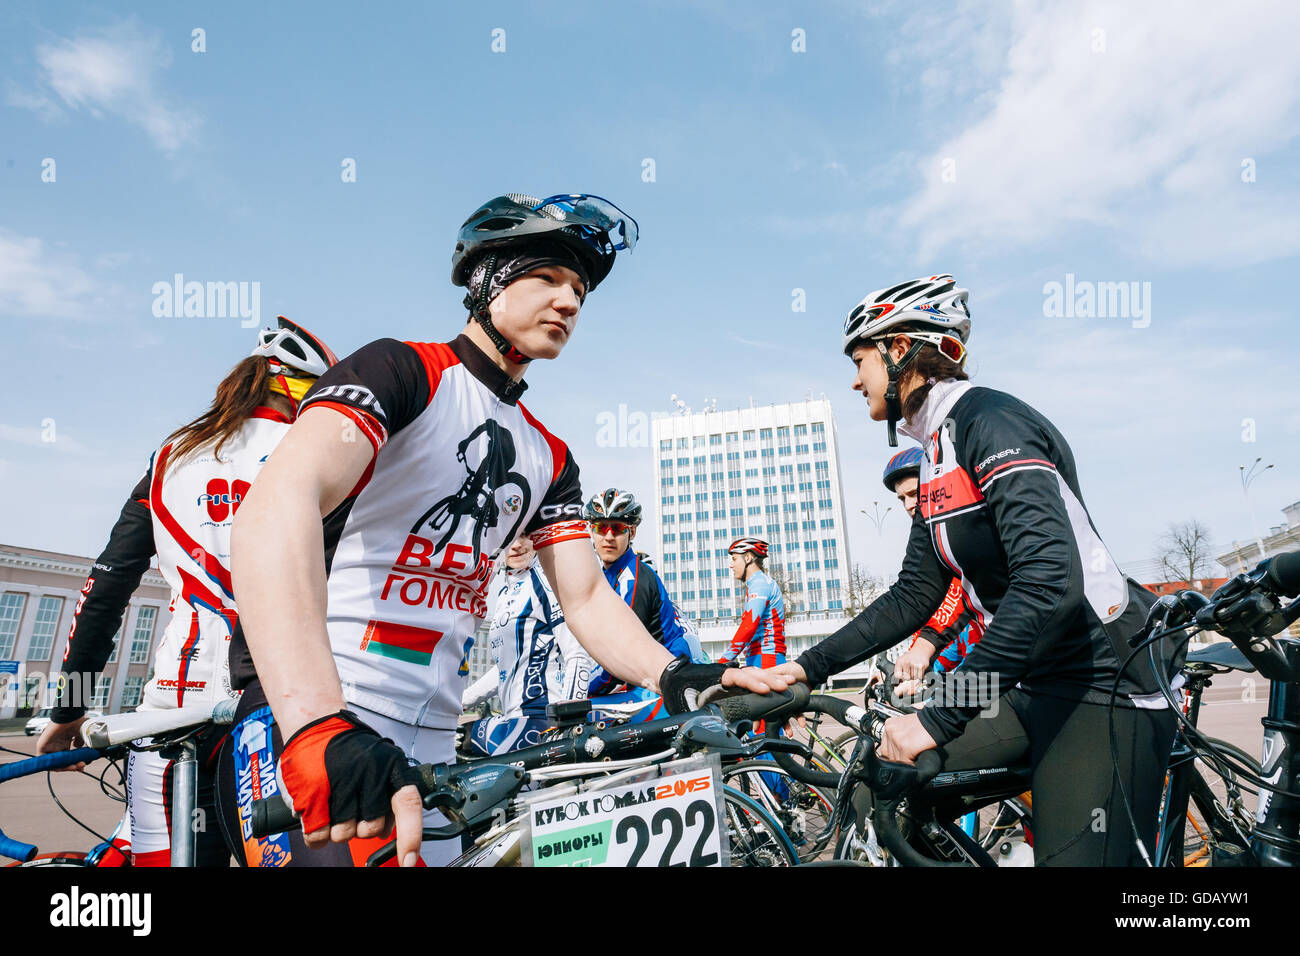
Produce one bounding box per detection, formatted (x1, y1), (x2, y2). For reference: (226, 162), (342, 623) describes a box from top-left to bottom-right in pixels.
(719, 537), (786, 667)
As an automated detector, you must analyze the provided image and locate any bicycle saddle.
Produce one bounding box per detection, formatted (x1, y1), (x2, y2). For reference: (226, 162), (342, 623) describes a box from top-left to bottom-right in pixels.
(1186, 641), (1256, 672)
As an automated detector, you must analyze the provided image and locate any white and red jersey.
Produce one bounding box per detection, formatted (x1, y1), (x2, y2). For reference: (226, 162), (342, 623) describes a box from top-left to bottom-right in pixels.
(57, 408), (292, 718)
(141, 412), (292, 711)
(230, 334), (591, 731)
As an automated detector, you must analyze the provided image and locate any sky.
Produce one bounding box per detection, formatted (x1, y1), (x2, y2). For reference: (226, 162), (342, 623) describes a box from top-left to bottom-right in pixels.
(1, 0), (1297, 584)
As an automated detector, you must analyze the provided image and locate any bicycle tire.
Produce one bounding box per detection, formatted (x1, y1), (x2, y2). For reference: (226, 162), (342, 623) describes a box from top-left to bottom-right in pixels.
(723, 760), (836, 862)
(722, 786), (799, 867)
(6, 852), (93, 868)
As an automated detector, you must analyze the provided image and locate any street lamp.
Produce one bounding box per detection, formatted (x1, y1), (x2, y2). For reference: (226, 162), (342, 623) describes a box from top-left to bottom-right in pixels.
(861, 503), (891, 534)
(1240, 457), (1273, 560)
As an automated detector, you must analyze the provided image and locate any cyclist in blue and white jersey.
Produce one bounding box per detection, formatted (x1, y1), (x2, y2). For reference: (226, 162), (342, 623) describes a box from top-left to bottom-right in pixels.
(459, 535), (593, 755)
(584, 488), (706, 721)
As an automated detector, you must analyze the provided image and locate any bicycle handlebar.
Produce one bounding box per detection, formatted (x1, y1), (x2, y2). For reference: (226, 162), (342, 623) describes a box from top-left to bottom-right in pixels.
(0, 746), (105, 863)
(1266, 550), (1300, 597)
(248, 686), (808, 842)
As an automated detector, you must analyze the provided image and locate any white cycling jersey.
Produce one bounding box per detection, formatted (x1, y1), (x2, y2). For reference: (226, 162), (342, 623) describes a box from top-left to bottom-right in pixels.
(229, 335), (591, 730)
(462, 559), (593, 717)
(140, 411), (291, 712)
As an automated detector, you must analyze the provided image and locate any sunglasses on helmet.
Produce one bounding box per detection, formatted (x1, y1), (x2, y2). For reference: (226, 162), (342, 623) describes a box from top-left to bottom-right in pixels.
(531, 194), (639, 253)
(875, 330), (967, 367)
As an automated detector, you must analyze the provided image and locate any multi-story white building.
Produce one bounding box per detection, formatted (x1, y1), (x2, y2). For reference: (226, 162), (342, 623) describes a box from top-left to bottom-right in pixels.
(650, 399), (854, 663)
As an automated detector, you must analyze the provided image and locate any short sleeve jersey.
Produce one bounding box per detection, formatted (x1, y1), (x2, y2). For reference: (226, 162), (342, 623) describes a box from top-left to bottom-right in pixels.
(228, 334), (589, 730)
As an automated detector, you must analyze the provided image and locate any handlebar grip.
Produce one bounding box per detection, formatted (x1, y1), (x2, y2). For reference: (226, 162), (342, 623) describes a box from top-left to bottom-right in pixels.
(914, 748), (942, 785)
(717, 683), (809, 723)
(0, 747), (101, 784)
(250, 794), (298, 839)
(0, 827), (37, 863)
(1265, 551), (1300, 597)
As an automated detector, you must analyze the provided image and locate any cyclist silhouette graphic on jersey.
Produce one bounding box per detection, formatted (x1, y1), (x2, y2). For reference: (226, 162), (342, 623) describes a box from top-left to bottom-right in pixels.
(412, 420), (530, 564)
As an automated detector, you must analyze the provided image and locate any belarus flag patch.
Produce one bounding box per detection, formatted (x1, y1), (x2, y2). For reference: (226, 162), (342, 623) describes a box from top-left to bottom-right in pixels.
(360, 619), (444, 666)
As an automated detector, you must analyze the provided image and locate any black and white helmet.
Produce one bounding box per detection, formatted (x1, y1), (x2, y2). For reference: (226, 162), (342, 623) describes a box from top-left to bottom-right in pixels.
(583, 488), (643, 526)
(250, 316), (338, 378)
(841, 274), (971, 356)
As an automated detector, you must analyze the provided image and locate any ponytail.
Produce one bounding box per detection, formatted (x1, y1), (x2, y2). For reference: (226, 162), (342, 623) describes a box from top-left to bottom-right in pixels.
(163, 357), (272, 473)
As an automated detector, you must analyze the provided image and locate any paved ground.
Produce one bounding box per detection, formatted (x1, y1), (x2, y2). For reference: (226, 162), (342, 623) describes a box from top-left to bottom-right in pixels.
(0, 679), (1271, 861)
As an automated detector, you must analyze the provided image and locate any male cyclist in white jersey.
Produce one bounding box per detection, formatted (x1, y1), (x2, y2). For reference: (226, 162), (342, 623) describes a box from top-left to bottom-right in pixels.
(459, 534), (593, 755)
(222, 193), (790, 866)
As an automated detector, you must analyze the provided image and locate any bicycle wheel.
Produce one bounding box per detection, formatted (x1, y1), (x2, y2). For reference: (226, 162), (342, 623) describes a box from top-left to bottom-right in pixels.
(723, 760), (836, 862)
(6, 853), (93, 867)
(722, 786), (799, 866)
(974, 796), (1034, 865)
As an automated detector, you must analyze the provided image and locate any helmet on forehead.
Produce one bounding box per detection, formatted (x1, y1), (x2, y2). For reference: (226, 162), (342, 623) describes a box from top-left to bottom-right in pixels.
(583, 488), (643, 527)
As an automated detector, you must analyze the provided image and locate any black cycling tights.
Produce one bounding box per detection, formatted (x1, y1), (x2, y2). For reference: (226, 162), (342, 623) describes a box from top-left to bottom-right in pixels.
(941, 690), (1177, 866)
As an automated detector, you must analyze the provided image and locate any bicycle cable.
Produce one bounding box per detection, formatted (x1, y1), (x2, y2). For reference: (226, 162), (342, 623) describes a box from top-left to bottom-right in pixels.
(1146, 625), (1300, 799)
(46, 769), (115, 847)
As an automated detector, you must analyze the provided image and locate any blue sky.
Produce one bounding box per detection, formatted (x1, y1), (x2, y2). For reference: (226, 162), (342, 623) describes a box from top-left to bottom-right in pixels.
(2, 0), (1298, 583)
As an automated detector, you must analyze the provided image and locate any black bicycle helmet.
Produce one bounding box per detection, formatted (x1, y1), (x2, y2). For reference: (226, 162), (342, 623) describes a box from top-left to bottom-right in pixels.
(583, 488), (643, 527)
(452, 193), (636, 294)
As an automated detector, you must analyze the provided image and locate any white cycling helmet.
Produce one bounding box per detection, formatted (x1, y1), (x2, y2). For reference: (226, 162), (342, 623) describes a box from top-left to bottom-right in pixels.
(251, 316), (339, 378)
(841, 274), (970, 356)
(841, 275), (971, 448)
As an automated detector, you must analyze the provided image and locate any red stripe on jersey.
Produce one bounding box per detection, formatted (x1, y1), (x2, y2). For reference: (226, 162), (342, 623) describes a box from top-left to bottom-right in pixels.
(404, 341), (461, 407)
(176, 613), (201, 707)
(152, 443), (235, 599)
(919, 467), (983, 520)
(976, 457), (1055, 486)
(530, 519), (590, 550)
(250, 406), (292, 424)
(307, 401), (387, 453)
(517, 402), (568, 485)
(176, 566), (239, 632)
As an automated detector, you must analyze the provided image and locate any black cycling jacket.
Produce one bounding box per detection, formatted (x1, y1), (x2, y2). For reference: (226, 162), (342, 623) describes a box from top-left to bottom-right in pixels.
(798, 381), (1175, 746)
(53, 468), (155, 722)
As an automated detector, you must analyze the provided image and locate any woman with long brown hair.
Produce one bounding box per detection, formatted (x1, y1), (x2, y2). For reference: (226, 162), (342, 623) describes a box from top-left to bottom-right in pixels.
(37, 316), (337, 867)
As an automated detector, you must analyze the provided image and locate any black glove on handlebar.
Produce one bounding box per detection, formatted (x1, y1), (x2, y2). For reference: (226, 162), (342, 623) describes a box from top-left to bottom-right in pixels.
(659, 655), (737, 714)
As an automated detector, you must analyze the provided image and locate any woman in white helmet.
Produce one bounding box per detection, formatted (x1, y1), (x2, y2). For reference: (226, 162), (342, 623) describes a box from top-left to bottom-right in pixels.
(37, 317), (337, 867)
(771, 275), (1179, 866)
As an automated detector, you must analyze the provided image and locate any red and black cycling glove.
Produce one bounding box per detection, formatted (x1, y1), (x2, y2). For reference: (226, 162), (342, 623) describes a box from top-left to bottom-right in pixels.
(277, 710), (421, 834)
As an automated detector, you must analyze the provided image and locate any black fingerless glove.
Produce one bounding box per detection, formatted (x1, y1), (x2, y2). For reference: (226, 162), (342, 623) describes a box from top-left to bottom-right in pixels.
(659, 655), (737, 714)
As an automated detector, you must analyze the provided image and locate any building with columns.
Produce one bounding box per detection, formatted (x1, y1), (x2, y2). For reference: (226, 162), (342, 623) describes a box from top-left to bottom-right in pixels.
(0, 544), (171, 719)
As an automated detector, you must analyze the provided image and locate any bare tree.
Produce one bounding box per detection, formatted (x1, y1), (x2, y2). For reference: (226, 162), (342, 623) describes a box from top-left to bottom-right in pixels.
(1156, 520), (1214, 588)
(844, 563), (888, 617)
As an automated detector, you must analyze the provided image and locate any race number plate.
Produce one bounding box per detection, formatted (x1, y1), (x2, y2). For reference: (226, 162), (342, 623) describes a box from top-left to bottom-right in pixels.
(521, 754), (728, 867)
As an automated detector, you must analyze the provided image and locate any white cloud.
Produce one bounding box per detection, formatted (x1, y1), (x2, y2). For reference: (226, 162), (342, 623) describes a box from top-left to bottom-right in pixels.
(892, 0), (1300, 268)
(10, 21), (199, 152)
(0, 232), (105, 319)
